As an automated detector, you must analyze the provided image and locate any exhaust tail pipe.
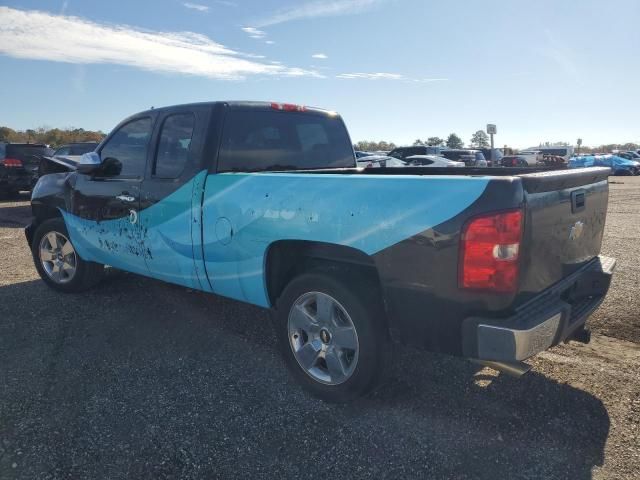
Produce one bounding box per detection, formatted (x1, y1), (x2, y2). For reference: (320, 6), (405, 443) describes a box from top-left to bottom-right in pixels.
(471, 359), (532, 377)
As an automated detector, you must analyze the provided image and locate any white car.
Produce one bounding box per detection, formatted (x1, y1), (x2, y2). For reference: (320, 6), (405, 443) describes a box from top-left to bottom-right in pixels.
(356, 155), (407, 168)
(406, 155), (465, 168)
(517, 150), (544, 166)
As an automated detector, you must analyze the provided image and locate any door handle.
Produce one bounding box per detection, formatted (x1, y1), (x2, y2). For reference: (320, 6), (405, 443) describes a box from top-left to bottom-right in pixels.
(116, 195), (136, 202)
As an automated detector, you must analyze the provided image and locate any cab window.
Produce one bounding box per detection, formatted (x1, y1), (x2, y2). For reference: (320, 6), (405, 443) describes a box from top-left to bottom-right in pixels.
(154, 113), (195, 178)
(218, 110), (354, 172)
(100, 117), (152, 177)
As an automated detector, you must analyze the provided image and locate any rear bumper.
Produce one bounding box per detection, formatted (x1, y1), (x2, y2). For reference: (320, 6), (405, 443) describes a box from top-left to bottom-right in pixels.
(462, 255), (616, 362)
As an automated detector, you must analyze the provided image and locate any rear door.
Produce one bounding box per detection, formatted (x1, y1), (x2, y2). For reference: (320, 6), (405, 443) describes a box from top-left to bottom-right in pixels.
(68, 116), (152, 275)
(138, 106), (212, 290)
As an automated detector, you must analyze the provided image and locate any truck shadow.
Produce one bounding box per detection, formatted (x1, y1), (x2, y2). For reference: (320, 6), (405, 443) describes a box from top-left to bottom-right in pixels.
(0, 274), (609, 479)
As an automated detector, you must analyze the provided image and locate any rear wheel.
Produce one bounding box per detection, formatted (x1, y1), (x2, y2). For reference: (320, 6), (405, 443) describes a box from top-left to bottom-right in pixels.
(274, 270), (391, 402)
(31, 218), (104, 293)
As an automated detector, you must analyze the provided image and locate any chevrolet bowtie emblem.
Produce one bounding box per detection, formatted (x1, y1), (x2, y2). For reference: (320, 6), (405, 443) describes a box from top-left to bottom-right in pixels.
(569, 221), (585, 240)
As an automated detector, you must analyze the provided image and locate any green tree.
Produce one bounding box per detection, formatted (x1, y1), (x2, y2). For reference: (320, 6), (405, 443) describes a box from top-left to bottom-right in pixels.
(0, 127), (17, 142)
(427, 136), (444, 146)
(0, 125), (106, 146)
(445, 133), (464, 149)
(412, 139), (423, 146)
(353, 140), (397, 152)
(470, 130), (490, 148)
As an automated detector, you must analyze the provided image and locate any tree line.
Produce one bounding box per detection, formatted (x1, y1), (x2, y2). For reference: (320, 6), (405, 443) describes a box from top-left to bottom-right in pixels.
(0, 126), (106, 147)
(354, 130), (493, 152)
(355, 133), (639, 154)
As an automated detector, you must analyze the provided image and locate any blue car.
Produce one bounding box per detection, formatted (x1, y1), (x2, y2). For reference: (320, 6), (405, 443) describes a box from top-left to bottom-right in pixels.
(569, 154), (639, 176)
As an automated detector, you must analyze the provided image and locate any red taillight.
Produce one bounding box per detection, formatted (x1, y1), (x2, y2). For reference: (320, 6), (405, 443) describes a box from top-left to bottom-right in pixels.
(460, 210), (523, 293)
(271, 102), (306, 112)
(1, 158), (23, 168)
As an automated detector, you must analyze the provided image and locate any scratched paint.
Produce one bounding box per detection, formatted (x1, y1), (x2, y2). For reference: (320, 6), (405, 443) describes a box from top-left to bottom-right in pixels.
(61, 170), (490, 307)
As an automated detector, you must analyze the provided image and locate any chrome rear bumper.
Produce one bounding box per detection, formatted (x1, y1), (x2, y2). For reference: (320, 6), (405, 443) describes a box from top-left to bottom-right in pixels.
(462, 255), (615, 362)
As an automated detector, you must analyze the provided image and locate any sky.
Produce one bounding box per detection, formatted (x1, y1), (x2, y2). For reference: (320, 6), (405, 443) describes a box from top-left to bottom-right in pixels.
(0, 0), (638, 148)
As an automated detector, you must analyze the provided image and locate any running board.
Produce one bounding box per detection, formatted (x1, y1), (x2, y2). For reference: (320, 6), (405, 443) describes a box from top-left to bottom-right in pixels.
(471, 359), (532, 377)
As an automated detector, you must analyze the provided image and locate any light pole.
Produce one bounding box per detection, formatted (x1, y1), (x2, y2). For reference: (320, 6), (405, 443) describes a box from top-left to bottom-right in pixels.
(487, 124), (497, 166)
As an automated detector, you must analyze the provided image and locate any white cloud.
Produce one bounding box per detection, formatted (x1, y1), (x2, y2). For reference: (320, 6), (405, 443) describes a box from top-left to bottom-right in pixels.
(253, 0), (384, 27)
(265, 40), (275, 45)
(312, 53), (328, 59)
(0, 7), (319, 80)
(241, 26), (266, 39)
(337, 72), (448, 82)
(183, 2), (209, 12)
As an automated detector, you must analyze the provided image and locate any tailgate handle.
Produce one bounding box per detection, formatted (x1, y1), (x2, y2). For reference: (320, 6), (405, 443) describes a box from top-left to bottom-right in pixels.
(571, 190), (585, 213)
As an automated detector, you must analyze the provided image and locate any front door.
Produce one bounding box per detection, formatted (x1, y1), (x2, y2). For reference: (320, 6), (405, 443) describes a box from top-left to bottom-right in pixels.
(65, 116), (153, 276)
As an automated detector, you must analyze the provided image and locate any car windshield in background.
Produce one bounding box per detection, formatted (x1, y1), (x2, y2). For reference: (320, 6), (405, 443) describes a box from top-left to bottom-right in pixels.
(54, 143), (99, 156)
(218, 110), (355, 172)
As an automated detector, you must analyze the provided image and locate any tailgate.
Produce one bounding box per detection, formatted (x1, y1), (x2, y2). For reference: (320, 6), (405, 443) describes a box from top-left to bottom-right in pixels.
(518, 167), (611, 296)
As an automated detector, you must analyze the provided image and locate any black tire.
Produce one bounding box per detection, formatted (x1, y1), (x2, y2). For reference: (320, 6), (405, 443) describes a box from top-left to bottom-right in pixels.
(273, 269), (392, 402)
(31, 217), (105, 293)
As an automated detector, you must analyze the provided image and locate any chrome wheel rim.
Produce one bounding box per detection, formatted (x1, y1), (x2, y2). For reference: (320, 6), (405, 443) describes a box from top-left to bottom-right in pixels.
(288, 291), (359, 385)
(39, 231), (77, 284)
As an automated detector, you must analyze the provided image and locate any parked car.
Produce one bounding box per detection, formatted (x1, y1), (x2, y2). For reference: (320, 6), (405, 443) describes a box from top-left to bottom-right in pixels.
(356, 155), (407, 168)
(479, 148), (504, 166)
(618, 151), (640, 161)
(405, 155), (464, 168)
(0, 143), (53, 195)
(569, 154), (639, 175)
(513, 150), (543, 166)
(53, 142), (99, 158)
(441, 149), (487, 167)
(27, 101), (615, 402)
(387, 145), (443, 160)
(501, 155), (529, 167)
(534, 146), (575, 161)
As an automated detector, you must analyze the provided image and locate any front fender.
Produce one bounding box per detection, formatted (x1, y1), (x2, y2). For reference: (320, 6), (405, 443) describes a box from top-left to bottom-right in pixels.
(29, 172), (76, 229)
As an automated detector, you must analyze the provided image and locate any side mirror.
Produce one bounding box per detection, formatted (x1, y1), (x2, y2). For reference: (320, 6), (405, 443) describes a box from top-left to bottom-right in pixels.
(76, 153), (122, 177)
(76, 152), (102, 175)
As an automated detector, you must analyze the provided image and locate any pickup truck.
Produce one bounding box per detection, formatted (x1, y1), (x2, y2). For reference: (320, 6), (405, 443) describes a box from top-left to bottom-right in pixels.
(26, 101), (616, 402)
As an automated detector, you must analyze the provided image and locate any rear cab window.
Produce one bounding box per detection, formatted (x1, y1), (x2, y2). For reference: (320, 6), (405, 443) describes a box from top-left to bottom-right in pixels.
(154, 113), (195, 178)
(217, 109), (355, 172)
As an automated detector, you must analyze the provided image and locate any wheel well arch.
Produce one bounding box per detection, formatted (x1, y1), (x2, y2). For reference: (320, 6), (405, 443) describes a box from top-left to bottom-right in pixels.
(264, 240), (384, 307)
(26, 203), (63, 246)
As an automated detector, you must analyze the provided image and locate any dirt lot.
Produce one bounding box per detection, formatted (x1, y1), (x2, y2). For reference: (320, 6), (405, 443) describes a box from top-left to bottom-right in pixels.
(0, 177), (639, 480)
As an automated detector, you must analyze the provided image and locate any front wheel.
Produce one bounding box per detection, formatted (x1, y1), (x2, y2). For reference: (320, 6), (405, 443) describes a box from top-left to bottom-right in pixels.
(31, 218), (104, 293)
(274, 270), (392, 402)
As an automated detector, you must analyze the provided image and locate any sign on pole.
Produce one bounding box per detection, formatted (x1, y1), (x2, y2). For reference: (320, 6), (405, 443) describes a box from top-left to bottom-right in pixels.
(487, 124), (497, 135)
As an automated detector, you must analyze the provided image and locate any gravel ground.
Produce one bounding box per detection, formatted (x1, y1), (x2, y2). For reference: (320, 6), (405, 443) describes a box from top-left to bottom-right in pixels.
(0, 178), (639, 480)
